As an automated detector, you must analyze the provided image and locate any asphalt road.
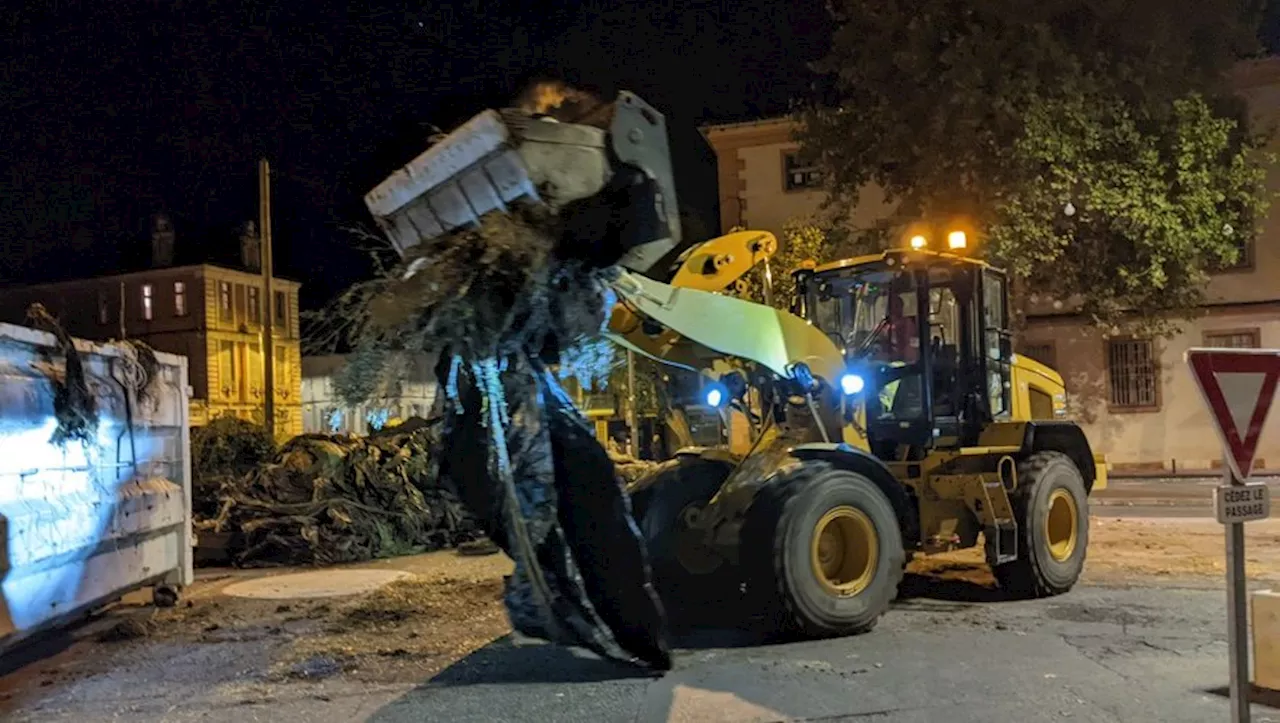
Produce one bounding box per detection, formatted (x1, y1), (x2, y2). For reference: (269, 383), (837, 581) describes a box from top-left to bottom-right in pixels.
(5, 480), (1273, 723)
(11, 583), (1280, 723)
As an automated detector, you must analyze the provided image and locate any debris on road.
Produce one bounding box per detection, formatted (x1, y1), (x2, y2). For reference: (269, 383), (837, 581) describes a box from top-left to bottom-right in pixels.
(911, 516), (1280, 585)
(201, 421), (483, 567)
(95, 617), (155, 643)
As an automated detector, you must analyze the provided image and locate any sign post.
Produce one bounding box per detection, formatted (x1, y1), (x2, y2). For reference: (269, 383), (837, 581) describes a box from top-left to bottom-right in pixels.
(1187, 348), (1280, 723)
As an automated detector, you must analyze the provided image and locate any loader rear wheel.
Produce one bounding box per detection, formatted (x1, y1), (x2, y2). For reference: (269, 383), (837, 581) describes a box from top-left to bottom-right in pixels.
(992, 451), (1089, 599)
(639, 457), (735, 620)
(743, 461), (905, 637)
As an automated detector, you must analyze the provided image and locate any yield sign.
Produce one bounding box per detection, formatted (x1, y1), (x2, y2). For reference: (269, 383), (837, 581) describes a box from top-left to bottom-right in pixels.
(1186, 348), (1280, 481)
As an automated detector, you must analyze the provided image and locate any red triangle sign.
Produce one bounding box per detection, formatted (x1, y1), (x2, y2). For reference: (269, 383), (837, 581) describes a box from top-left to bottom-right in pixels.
(1186, 348), (1280, 481)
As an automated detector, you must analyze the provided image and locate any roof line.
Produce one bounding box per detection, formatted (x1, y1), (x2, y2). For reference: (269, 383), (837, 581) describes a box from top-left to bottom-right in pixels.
(2, 263), (301, 292)
(698, 116), (792, 135)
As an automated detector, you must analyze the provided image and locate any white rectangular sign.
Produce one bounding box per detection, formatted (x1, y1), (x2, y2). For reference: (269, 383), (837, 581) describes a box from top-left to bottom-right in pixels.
(1215, 482), (1272, 524)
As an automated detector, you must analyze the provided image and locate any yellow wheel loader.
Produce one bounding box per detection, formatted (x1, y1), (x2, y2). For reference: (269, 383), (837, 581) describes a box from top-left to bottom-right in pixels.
(613, 234), (1108, 633)
(364, 90), (1108, 643)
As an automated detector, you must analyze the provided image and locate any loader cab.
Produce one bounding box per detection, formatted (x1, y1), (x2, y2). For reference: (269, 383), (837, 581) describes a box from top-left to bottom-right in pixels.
(797, 250), (1013, 456)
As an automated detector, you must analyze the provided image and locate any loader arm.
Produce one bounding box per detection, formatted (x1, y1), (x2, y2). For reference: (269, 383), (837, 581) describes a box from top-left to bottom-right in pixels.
(605, 270), (845, 388)
(606, 228), (785, 372)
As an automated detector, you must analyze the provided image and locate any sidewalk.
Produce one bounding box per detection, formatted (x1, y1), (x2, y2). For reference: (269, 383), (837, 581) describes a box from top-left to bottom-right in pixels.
(1093, 476), (1277, 507)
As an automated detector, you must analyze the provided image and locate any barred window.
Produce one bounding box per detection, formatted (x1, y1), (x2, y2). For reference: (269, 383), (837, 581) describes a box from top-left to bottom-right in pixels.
(1107, 339), (1158, 409)
(1203, 329), (1260, 349)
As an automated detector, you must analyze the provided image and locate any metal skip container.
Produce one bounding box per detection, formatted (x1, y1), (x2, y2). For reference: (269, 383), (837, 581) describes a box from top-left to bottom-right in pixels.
(0, 323), (193, 654)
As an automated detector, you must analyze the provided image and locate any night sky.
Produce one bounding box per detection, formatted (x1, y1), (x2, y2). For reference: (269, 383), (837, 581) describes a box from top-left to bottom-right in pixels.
(4, 2), (1280, 312)
(0, 1), (829, 309)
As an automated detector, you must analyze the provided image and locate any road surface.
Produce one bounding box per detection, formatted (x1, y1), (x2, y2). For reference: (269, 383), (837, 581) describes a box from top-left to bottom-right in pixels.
(8, 582), (1280, 723)
(5, 483), (1280, 723)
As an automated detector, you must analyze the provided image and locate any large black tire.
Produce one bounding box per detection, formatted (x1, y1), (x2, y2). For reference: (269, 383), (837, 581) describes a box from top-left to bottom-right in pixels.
(638, 457), (735, 619)
(742, 460), (905, 638)
(992, 451), (1090, 598)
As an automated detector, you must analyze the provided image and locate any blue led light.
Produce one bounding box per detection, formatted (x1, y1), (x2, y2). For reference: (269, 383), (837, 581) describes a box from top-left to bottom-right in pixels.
(840, 373), (865, 395)
(705, 386), (724, 407)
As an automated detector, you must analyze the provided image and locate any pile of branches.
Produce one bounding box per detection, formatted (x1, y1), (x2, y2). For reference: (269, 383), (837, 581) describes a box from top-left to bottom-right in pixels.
(191, 416), (277, 519)
(202, 419), (482, 567)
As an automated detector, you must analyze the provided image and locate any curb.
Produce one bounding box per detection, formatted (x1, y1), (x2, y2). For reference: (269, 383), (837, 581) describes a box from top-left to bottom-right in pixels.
(1091, 498), (1210, 508)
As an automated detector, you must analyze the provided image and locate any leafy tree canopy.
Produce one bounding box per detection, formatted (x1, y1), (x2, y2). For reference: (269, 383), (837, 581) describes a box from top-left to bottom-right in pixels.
(798, 0), (1273, 334)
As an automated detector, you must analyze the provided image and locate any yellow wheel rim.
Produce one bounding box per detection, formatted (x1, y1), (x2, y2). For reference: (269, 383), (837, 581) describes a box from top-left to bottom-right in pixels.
(810, 506), (878, 596)
(1045, 488), (1079, 562)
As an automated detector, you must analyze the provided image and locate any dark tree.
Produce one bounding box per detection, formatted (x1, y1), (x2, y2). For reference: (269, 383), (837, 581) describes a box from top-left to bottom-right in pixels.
(799, 0), (1272, 334)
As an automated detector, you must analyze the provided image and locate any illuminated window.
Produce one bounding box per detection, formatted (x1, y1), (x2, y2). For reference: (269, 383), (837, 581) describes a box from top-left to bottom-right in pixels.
(141, 284), (153, 320)
(1107, 339), (1159, 410)
(219, 281), (232, 322)
(174, 281), (187, 317)
(247, 286), (261, 324)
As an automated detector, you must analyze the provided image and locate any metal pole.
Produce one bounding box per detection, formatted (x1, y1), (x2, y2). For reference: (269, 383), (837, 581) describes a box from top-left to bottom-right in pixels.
(259, 159), (276, 438)
(626, 350), (639, 457)
(1226, 462), (1251, 723)
(118, 281), (127, 340)
(761, 257), (775, 308)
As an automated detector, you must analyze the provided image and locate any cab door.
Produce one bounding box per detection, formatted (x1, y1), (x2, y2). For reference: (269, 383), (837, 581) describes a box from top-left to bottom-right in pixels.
(981, 268), (1013, 421)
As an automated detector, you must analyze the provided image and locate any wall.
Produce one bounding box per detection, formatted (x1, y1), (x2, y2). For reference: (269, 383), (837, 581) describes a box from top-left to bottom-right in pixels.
(1023, 310), (1280, 472)
(0, 323), (192, 653)
(702, 119), (896, 240)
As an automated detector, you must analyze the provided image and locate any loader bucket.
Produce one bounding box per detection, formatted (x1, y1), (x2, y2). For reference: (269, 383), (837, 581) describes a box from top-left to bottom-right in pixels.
(364, 91), (682, 278)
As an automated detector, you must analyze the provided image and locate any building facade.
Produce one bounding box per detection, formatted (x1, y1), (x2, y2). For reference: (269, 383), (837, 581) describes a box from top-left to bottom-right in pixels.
(301, 354), (441, 435)
(0, 264), (303, 440)
(700, 58), (1280, 474)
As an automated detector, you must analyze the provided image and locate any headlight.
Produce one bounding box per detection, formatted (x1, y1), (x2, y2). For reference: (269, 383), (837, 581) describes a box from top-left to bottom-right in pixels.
(839, 373), (865, 396)
(704, 383), (727, 408)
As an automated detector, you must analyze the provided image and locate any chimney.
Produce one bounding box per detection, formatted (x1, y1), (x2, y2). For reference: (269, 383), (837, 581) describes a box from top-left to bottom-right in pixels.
(240, 220), (262, 271)
(150, 213), (175, 267)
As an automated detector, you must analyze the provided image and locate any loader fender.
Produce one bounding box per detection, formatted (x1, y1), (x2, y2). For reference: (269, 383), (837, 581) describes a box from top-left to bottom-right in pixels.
(789, 443), (918, 545)
(1022, 422), (1099, 493)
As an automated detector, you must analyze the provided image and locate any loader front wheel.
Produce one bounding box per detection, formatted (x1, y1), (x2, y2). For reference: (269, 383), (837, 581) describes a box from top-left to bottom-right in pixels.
(639, 457), (735, 620)
(744, 461), (905, 637)
(992, 451), (1089, 599)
